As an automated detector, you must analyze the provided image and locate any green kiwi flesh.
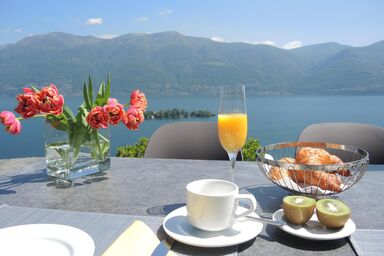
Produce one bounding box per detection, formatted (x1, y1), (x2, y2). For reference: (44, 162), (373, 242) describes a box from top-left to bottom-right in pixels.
(316, 199), (351, 228)
(282, 196), (316, 225)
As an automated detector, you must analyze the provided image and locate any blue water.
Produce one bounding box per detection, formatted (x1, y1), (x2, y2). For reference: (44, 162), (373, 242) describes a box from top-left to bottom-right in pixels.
(1, 95), (384, 159)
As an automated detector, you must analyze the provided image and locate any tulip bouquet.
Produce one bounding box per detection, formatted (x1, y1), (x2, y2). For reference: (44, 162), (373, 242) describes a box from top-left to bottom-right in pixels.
(0, 75), (147, 180)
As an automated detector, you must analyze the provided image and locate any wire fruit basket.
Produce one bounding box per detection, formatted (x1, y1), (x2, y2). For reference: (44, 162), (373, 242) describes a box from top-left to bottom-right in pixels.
(256, 142), (369, 198)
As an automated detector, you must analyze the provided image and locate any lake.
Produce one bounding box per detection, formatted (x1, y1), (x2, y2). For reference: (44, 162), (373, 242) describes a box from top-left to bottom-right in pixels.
(1, 95), (384, 159)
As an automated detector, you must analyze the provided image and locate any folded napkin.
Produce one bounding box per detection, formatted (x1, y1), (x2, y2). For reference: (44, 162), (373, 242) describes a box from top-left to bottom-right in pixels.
(102, 220), (176, 256)
(349, 229), (384, 256)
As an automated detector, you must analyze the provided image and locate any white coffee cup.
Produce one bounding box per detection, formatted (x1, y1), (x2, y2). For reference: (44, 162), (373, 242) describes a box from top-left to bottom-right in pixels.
(186, 179), (257, 231)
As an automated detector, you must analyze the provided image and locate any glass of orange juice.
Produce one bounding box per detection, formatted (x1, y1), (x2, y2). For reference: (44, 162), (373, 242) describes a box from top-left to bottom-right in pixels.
(218, 85), (247, 180)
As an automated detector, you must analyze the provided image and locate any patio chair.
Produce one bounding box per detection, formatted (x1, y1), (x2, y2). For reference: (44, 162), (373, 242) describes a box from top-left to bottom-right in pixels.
(144, 121), (242, 160)
(298, 122), (384, 164)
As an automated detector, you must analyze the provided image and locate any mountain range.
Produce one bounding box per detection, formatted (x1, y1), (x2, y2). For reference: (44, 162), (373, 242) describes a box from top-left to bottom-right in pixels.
(0, 31), (383, 96)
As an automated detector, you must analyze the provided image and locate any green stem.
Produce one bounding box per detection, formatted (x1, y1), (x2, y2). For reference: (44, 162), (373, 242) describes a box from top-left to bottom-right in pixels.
(97, 132), (109, 143)
(16, 114), (47, 120)
(16, 113), (73, 124)
(92, 129), (102, 158)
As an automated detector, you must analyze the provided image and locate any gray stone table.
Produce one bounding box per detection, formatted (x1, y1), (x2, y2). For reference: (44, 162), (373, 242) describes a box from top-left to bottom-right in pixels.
(0, 157), (383, 255)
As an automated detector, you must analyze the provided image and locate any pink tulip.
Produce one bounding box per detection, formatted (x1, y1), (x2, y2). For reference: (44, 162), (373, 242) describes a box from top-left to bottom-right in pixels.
(0, 111), (15, 126)
(103, 98), (125, 125)
(0, 111), (21, 135)
(86, 106), (109, 129)
(37, 84), (64, 115)
(7, 119), (21, 135)
(123, 106), (144, 130)
(130, 89), (147, 111)
(15, 88), (40, 118)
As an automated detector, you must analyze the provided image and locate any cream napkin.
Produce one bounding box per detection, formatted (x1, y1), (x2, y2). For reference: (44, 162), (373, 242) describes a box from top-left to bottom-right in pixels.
(102, 220), (176, 256)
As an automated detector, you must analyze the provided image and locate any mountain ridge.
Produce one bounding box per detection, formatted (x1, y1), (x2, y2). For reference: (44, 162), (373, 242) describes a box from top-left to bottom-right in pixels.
(0, 31), (383, 96)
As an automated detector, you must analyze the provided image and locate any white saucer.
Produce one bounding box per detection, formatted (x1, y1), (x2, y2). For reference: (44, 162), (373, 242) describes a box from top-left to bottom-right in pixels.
(0, 224), (95, 256)
(272, 209), (356, 241)
(162, 206), (263, 248)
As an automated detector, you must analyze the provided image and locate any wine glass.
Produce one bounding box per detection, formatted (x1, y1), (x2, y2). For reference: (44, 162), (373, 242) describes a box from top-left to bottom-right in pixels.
(218, 85), (247, 181)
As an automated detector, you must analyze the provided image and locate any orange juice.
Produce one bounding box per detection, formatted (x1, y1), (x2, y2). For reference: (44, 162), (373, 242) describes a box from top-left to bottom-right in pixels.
(218, 113), (247, 153)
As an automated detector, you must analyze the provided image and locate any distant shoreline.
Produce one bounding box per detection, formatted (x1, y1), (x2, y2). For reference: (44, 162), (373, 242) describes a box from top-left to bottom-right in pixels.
(144, 109), (215, 119)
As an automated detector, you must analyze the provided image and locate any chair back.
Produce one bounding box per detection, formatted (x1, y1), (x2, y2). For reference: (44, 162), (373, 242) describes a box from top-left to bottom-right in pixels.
(298, 122), (384, 164)
(144, 121), (241, 160)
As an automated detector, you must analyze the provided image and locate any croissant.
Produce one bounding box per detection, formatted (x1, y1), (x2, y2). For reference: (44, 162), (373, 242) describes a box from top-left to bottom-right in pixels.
(296, 147), (350, 176)
(326, 154), (351, 176)
(269, 157), (295, 180)
(288, 169), (342, 192)
(268, 147), (345, 192)
(296, 147), (331, 164)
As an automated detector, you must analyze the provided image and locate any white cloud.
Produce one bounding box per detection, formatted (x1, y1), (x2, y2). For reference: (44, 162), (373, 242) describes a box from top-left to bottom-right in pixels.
(282, 40), (302, 49)
(132, 32), (152, 35)
(160, 9), (172, 16)
(211, 37), (225, 43)
(245, 40), (277, 47)
(96, 34), (119, 39)
(243, 40), (303, 49)
(135, 17), (149, 22)
(86, 18), (103, 25)
(14, 28), (22, 33)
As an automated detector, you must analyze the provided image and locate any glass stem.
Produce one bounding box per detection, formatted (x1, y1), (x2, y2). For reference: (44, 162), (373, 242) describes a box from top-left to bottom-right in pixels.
(228, 152), (237, 169)
(228, 152), (237, 182)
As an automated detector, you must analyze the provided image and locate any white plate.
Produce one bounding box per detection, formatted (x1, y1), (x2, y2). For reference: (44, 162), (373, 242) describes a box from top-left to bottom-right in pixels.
(272, 209), (356, 240)
(0, 224), (95, 256)
(163, 206), (263, 248)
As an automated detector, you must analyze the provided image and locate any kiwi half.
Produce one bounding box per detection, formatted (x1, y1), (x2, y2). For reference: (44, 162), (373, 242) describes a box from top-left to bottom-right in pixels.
(282, 195), (316, 225)
(316, 198), (351, 228)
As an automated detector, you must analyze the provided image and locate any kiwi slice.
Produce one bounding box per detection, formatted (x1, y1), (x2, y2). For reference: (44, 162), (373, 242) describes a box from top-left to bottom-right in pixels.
(316, 198), (351, 228)
(282, 195), (316, 225)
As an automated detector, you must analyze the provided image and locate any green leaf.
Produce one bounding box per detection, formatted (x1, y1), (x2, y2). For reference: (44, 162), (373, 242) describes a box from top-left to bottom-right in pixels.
(77, 105), (89, 127)
(105, 74), (111, 99)
(46, 106), (75, 133)
(63, 105), (76, 127)
(83, 82), (91, 111)
(71, 106), (89, 159)
(72, 127), (87, 159)
(88, 75), (94, 107)
(95, 81), (108, 106)
(63, 105), (75, 119)
(46, 114), (68, 132)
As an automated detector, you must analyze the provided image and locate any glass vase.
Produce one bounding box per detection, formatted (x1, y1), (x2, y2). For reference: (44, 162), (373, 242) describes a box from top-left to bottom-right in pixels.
(44, 119), (111, 181)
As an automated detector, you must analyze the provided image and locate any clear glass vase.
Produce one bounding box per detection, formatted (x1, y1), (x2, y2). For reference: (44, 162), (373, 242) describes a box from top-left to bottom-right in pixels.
(44, 119), (111, 181)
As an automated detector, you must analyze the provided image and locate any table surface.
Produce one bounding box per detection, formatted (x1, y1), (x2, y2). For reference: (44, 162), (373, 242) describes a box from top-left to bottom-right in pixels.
(0, 157), (383, 256)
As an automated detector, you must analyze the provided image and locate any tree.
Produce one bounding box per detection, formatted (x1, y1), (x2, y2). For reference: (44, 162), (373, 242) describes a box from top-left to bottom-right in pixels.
(116, 136), (260, 161)
(116, 137), (149, 157)
(242, 137), (261, 161)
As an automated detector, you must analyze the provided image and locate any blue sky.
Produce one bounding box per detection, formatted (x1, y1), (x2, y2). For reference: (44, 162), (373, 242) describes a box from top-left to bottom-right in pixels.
(0, 0), (383, 48)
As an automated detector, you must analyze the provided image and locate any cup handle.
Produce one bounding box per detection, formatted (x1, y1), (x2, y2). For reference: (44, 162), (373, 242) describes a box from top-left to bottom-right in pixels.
(234, 194), (257, 219)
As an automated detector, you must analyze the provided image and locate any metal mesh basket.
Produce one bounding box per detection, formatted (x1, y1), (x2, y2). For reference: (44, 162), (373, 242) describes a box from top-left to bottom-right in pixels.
(256, 142), (369, 198)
